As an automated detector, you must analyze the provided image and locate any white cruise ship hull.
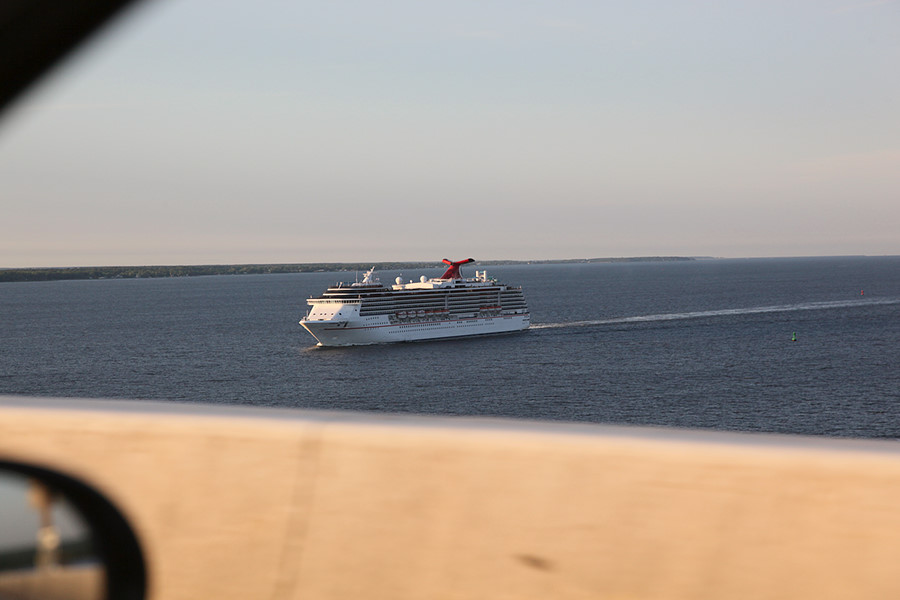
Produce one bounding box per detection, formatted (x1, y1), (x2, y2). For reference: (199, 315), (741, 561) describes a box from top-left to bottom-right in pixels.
(300, 261), (530, 347)
(301, 313), (530, 347)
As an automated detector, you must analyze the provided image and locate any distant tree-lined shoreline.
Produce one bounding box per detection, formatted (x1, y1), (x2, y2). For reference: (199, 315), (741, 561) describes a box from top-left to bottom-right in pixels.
(0, 257), (696, 283)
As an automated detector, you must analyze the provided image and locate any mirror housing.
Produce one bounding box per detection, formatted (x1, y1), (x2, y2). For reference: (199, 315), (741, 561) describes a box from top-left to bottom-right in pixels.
(0, 461), (146, 600)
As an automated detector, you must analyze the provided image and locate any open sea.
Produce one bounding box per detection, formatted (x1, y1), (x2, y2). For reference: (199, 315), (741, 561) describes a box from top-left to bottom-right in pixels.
(1, 256), (898, 438)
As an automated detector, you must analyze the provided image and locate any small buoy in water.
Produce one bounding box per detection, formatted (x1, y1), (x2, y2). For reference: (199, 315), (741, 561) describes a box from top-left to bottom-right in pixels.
(791, 332), (797, 342)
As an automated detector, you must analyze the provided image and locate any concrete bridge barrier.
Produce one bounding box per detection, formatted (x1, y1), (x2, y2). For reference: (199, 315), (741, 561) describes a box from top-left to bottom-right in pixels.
(2, 396), (900, 599)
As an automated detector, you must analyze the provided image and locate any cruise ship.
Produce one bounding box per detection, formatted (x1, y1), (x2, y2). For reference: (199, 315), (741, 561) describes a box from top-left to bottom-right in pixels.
(300, 258), (530, 346)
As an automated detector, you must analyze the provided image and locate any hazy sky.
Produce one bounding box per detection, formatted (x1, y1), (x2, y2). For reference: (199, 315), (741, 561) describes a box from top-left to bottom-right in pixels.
(1, 0), (898, 267)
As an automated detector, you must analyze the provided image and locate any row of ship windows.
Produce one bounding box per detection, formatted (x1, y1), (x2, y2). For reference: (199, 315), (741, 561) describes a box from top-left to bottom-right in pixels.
(358, 296), (525, 307)
(351, 298), (519, 306)
(359, 301), (524, 309)
(361, 308), (526, 317)
(391, 290), (520, 295)
(319, 291), (522, 301)
(360, 302), (526, 312)
(359, 301), (523, 309)
(325, 297), (510, 305)
(394, 320), (494, 328)
(323, 286), (514, 293)
(318, 301), (524, 311)
(324, 296), (525, 309)
(314, 299), (518, 308)
(324, 291), (509, 299)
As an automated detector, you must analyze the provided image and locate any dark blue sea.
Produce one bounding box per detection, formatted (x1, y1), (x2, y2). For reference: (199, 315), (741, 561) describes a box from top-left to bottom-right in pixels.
(2, 257), (898, 438)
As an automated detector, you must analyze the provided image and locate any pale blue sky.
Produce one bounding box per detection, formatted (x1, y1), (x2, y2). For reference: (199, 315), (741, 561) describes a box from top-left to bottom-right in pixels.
(1, 0), (898, 267)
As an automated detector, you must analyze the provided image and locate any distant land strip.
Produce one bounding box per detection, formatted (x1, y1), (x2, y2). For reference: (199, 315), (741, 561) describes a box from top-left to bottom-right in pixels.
(0, 257), (697, 283)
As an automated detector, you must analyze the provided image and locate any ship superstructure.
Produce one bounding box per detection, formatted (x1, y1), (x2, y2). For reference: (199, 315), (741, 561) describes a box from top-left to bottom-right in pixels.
(299, 258), (530, 346)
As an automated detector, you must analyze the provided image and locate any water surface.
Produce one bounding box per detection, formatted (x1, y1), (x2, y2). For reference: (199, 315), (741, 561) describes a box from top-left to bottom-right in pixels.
(2, 256), (898, 438)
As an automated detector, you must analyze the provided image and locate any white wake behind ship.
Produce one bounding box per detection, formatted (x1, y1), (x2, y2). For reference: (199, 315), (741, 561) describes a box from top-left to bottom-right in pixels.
(300, 258), (530, 346)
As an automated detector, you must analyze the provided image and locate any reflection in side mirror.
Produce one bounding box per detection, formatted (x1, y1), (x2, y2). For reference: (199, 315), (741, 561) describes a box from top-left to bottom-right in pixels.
(0, 463), (145, 600)
(0, 471), (103, 600)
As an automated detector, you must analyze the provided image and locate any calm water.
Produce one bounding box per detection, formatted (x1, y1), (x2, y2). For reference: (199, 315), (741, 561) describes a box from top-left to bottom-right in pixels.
(2, 257), (898, 438)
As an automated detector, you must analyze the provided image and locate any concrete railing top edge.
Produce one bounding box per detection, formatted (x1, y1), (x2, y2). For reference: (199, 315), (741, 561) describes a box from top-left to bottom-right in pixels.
(3, 394), (900, 457)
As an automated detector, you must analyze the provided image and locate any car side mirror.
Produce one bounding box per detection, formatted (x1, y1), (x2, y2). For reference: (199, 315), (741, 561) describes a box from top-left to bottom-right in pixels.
(0, 462), (145, 600)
